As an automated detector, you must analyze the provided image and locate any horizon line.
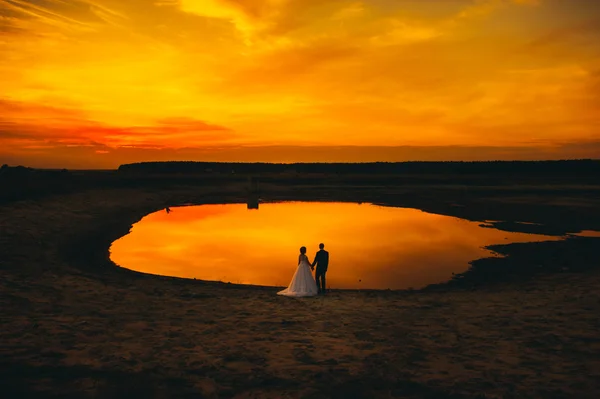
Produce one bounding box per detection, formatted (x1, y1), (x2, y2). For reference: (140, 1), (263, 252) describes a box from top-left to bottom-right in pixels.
(3, 158), (600, 171)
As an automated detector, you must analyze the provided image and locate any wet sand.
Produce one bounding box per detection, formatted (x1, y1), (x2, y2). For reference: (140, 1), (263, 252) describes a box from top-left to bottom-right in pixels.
(2, 182), (600, 398)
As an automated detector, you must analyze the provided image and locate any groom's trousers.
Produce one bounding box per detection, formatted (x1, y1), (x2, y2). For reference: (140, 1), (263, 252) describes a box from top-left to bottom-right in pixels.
(315, 268), (326, 293)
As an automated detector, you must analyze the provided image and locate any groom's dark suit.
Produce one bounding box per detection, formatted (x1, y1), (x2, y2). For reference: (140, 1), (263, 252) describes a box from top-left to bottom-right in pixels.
(311, 249), (329, 293)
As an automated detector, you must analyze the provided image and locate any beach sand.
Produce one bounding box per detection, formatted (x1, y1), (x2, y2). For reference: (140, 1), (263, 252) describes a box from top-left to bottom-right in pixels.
(2, 184), (600, 398)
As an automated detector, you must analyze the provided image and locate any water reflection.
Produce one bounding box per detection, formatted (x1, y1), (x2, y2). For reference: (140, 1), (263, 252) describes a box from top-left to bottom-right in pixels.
(247, 196), (259, 210)
(569, 230), (600, 237)
(109, 202), (561, 289)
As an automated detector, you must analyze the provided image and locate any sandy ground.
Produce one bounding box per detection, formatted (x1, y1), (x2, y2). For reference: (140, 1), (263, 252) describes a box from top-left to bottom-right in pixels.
(1, 185), (600, 398)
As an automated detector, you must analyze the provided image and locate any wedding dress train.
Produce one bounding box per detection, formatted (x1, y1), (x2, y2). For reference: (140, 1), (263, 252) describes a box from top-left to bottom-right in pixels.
(277, 254), (318, 297)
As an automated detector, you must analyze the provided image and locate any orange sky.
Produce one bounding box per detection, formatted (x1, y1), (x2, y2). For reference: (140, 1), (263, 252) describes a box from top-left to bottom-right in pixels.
(1, 0), (599, 168)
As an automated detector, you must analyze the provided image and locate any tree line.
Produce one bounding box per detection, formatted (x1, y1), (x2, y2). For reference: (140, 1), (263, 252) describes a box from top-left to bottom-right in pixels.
(117, 160), (600, 175)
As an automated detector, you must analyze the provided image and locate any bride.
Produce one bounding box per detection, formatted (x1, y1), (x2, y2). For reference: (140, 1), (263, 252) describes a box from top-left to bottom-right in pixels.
(277, 246), (318, 297)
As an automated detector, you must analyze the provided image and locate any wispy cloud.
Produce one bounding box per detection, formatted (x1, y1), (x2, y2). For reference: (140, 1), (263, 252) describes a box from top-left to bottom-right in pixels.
(528, 17), (600, 48)
(0, 0), (110, 31)
(0, 98), (234, 150)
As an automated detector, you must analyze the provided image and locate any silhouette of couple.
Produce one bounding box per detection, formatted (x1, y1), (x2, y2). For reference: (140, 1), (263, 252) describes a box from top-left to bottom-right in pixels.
(277, 243), (329, 297)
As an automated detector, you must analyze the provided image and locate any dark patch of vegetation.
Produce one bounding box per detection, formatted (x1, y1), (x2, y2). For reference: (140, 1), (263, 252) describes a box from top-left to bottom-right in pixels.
(3, 160), (600, 205)
(118, 159), (600, 177)
(425, 237), (600, 291)
(0, 165), (240, 204)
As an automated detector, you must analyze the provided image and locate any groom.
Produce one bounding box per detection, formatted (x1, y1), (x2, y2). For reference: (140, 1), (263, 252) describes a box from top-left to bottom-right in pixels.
(311, 243), (329, 294)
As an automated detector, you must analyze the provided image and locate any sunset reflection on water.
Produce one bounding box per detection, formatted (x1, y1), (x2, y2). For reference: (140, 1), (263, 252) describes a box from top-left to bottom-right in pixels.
(109, 202), (560, 289)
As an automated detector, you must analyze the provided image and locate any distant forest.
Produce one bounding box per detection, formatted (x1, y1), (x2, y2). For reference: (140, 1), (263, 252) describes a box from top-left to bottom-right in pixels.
(2, 160), (599, 204)
(117, 160), (600, 175)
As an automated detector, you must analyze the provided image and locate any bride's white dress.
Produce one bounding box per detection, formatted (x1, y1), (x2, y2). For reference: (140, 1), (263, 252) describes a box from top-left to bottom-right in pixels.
(277, 254), (318, 297)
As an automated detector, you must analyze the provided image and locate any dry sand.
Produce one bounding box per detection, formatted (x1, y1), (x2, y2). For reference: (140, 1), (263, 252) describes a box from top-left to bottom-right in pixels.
(1, 185), (600, 398)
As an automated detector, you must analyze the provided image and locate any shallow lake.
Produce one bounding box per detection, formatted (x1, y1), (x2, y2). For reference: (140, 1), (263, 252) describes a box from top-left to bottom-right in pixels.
(109, 202), (563, 290)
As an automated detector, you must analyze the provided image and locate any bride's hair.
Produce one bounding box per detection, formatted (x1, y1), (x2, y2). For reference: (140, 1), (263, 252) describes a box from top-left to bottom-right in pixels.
(299, 246), (307, 254)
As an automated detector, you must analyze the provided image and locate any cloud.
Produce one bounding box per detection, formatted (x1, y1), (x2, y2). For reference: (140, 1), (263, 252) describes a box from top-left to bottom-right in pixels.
(156, 117), (231, 132)
(511, 0), (540, 4)
(368, 18), (443, 46)
(0, 7), (25, 33)
(176, 0), (286, 42)
(528, 17), (600, 48)
(222, 38), (361, 89)
(451, 0), (539, 22)
(0, 98), (234, 149)
(0, 98), (86, 118)
(0, 0), (111, 31)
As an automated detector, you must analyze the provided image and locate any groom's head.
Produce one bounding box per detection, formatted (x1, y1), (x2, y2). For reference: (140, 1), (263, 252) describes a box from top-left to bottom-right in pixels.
(319, 243), (324, 249)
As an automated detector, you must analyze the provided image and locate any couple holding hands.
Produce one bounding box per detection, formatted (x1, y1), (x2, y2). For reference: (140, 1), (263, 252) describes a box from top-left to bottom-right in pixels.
(277, 243), (329, 297)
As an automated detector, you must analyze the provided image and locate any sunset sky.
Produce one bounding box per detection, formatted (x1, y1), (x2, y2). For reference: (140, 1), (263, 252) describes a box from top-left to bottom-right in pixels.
(1, 0), (599, 168)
